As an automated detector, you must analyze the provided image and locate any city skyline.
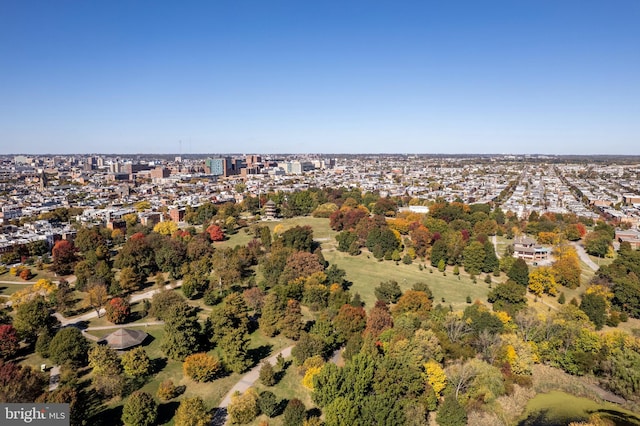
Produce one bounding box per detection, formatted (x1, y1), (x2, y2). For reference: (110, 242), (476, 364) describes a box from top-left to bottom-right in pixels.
(1, 1), (639, 155)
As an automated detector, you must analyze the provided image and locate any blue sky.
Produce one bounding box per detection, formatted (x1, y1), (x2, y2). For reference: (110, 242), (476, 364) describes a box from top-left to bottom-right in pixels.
(1, 0), (639, 155)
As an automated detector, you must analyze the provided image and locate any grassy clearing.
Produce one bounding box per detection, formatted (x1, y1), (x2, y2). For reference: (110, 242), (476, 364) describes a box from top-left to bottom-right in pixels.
(520, 391), (640, 426)
(244, 359), (315, 426)
(323, 248), (494, 310)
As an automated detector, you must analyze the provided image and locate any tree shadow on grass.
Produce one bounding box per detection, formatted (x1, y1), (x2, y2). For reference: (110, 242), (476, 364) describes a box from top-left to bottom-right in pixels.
(152, 356), (167, 374)
(591, 409), (640, 426)
(248, 344), (272, 366)
(157, 401), (180, 425)
(517, 409), (585, 426)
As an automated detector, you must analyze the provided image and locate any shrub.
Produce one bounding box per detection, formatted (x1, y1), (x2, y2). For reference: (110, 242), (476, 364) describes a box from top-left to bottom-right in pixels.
(183, 353), (221, 382)
(122, 391), (157, 426)
(258, 390), (279, 417)
(228, 389), (260, 424)
(283, 398), (306, 426)
(259, 361), (276, 386)
(156, 380), (178, 401)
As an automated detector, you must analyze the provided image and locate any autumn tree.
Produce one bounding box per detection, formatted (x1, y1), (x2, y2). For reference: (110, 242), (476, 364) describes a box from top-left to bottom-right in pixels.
(87, 283), (108, 317)
(391, 290), (432, 321)
(280, 251), (324, 284)
(228, 388), (260, 424)
(121, 346), (152, 377)
(283, 398), (307, 426)
(0, 361), (46, 402)
(528, 267), (557, 296)
(364, 300), (394, 339)
(0, 325), (19, 359)
(122, 391), (158, 426)
(333, 304), (366, 342)
(174, 397), (212, 426)
(205, 224), (225, 241)
(149, 290), (186, 320)
(89, 344), (124, 397)
(105, 297), (130, 324)
(183, 353), (222, 382)
(552, 245), (581, 289)
(52, 240), (77, 275)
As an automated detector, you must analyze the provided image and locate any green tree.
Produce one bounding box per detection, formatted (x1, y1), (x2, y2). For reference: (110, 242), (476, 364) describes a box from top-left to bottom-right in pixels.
(462, 241), (485, 275)
(174, 397), (212, 426)
(580, 292), (607, 330)
(488, 280), (527, 315)
(48, 327), (89, 366)
(209, 292), (249, 345)
(122, 391), (158, 426)
(507, 258), (529, 286)
(258, 390), (279, 417)
(482, 241), (499, 273)
(283, 398), (306, 426)
(259, 361), (276, 386)
(149, 290), (186, 320)
(13, 295), (56, 341)
(259, 292), (285, 337)
(220, 328), (252, 373)
(280, 299), (303, 340)
(437, 394), (467, 426)
(89, 344), (124, 397)
(374, 280), (402, 304)
(583, 230), (612, 257)
(121, 347), (152, 377)
(161, 304), (201, 361)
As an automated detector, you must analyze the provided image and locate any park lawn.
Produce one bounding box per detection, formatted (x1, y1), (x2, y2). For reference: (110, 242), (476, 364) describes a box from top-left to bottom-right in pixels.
(83, 300), (154, 328)
(322, 248), (494, 310)
(217, 216), (337, 250)
(245, 358), (316, 426)
(520, 390), (640, 425)
(0, 282), (34, 296)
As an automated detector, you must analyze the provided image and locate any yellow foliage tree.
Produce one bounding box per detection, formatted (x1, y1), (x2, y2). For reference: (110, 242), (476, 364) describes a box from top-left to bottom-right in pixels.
(538, 232), (560, 245)
(134, 201), (151, 212)
(302, 366), (323, 390)
(424, 360), (447, 397)
(552, 245), (581, 289)
(34, 278), (56, 294)
(273, 224), (285, 235)
(501, 334), (534, 376)
(528, 267), (557, 296)
(153, 221), (178, 236)
(585, 285), (613, 309)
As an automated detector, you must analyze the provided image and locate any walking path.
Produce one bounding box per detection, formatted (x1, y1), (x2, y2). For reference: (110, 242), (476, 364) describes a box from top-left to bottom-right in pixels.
(570, 242), (599, 271)
(211, 346), (293, 426)
(54, 281), (181, 326)
(49, 365), (61, 391)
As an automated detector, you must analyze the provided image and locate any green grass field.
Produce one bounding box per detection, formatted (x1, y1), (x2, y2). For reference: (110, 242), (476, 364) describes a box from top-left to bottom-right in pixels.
(520, 391), (640, 426)
(323, 248), (494, 310)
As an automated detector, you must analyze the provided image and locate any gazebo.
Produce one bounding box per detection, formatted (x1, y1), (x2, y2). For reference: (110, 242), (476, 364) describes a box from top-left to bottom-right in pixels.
(98, 328), (148, 350)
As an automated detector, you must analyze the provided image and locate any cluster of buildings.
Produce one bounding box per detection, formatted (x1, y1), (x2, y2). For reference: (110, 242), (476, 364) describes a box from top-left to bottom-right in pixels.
(1, 154), (639, 257)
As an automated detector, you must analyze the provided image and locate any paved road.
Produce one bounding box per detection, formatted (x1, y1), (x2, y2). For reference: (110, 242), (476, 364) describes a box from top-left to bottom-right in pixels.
(54, 281), (182, 326)
(211, 346), (294, 426)
(570, 242), (599, 271)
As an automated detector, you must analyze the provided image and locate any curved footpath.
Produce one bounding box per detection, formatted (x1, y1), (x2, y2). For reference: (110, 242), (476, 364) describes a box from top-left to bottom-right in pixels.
(211, 346), (294, 426)
(54, 281), (182, 326)
(570, 242), (599, 271)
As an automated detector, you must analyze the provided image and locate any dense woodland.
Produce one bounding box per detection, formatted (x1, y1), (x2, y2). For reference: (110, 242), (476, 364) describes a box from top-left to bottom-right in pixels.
(1, 187), (640, 425)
